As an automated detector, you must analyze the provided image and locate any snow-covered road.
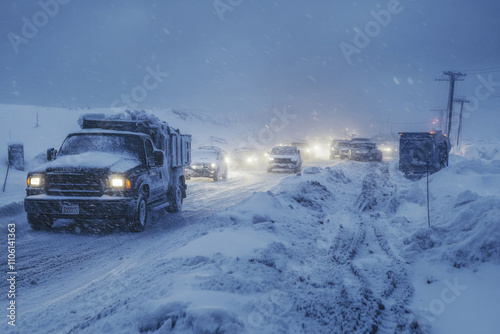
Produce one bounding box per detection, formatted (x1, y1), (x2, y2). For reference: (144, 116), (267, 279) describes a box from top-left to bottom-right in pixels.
(0, 163), (307, 333)
(2, 156), (499, 333)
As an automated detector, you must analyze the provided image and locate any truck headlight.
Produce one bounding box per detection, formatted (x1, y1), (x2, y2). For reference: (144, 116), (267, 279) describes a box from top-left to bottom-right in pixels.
(211, 163), (216, 168)
(109, 175), (131, 189)
(27, 175), (44, 188)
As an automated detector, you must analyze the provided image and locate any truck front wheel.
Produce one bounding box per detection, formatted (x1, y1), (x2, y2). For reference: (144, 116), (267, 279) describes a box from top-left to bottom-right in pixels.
(127, 193), (148, 232)
(27, 214), (54, 230)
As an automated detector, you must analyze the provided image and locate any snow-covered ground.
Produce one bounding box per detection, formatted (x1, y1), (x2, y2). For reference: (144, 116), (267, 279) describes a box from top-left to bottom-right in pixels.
(1, 105), (499, 333)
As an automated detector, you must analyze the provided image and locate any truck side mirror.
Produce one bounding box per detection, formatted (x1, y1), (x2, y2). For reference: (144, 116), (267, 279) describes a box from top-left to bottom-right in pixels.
(47, 148), (57, 161)
(153, 150), (164, 166)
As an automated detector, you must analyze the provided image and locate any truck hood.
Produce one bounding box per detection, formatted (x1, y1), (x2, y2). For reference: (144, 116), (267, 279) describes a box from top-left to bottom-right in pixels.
(30, 152), (142, 174)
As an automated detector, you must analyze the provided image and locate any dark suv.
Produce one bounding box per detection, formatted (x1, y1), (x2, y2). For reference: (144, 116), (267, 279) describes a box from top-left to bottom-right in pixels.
(329, 139), (350, 159)
(185, 146), (228, 181)
(267, 145), (302, 173)
(348, 142), (383, 162)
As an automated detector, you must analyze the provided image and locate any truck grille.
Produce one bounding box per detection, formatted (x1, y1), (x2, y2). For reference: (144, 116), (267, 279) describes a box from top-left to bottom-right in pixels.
(273, 158), (292, 164)
(47, 172), (103, 197)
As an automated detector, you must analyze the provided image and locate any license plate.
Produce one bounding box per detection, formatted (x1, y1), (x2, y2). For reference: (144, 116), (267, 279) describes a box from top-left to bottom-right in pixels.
(62, 204), (79, 215)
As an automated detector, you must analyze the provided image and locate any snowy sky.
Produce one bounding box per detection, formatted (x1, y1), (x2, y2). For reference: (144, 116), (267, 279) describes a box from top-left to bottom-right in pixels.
(1, 0), (499, 137)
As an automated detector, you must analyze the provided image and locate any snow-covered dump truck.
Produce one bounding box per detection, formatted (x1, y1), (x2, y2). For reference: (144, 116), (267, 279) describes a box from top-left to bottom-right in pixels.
(24, 111), (192, 232)
(398, 131), (449, 179)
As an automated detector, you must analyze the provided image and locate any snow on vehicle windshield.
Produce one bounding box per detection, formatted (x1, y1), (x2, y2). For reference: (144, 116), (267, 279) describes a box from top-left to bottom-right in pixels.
(336, 141), (350, 147)
(233, 147), (257, 155)
(59, 133), (144, 160)
(350, 143), (377, 149)
(271, 146), (297, 155)
(191, 149), (217, 162)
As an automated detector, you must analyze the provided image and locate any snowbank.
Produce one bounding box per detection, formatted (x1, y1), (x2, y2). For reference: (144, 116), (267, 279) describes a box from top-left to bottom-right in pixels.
(131, 156), (500, 333)
(402, 157), (500, 267)
(120, 164), (426, 333)
(454, 139), (500, 161)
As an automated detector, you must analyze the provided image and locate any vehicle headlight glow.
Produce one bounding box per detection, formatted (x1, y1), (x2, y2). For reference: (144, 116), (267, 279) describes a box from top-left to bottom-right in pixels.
(27, 175), (43, 187)
(109, 175), (131, 189)
(268, 157), (274, 161)
(211, 163), (216, 168)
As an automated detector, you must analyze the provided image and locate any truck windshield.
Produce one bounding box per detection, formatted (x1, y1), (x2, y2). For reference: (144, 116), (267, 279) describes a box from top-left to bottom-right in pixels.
(271, 146), (297, 155)
(351, 143), (376, 149)
(59, 133), (144, 160)
(192, 149), (217, 161)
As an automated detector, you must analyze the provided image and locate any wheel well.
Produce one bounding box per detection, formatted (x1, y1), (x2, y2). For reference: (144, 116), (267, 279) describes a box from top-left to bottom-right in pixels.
(141, 185), (150, 199)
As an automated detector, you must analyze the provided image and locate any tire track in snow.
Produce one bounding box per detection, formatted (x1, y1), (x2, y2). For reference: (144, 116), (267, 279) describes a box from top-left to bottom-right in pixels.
(326, 163), (424, 333)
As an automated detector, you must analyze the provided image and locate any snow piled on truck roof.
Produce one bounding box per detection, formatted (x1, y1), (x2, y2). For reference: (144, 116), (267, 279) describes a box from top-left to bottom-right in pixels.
(78, 109), (165, 127)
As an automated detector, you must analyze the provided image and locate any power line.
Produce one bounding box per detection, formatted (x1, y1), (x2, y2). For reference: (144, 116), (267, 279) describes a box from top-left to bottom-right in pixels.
(458, 66), (500, 74)
(372, 120), (434, 125)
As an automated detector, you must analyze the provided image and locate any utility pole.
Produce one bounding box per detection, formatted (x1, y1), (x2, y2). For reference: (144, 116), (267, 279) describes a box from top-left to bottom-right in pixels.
(436, 71), (466, 138)
(454, 98), (470, 147)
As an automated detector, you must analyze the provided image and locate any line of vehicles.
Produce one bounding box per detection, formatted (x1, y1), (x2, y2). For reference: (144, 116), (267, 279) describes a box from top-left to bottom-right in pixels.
(23, 111), (393, 232)
(185, 137), (390, 183)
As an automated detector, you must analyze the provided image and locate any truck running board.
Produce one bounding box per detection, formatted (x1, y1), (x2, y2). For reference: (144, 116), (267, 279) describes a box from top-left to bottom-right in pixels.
(151, 202), (170, 211)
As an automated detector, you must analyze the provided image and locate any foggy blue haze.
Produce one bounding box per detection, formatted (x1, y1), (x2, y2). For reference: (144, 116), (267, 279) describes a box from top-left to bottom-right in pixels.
(1, 0), (499, 137)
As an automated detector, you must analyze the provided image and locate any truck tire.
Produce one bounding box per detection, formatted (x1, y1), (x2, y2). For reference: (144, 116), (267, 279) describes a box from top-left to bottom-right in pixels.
(213, 170), (220, 182)
(127, 192), (148, 232)
(166, 177), (184, 213)
(27, 214), (54, 230)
